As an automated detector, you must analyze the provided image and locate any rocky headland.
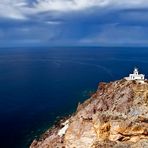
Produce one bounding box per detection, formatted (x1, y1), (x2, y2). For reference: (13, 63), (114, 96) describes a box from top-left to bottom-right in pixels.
(30, 79), (148, 148)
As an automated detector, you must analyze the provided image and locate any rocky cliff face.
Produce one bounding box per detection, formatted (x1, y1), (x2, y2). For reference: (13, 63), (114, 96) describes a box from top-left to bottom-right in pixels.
(30, 79), (148, 148)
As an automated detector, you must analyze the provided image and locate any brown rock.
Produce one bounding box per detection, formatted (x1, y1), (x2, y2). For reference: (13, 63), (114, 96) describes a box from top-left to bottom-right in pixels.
(30, 79), (148, 148)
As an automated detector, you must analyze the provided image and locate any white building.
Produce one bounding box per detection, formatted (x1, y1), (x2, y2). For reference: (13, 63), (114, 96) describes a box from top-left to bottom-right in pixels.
(125, 68), (145, 81)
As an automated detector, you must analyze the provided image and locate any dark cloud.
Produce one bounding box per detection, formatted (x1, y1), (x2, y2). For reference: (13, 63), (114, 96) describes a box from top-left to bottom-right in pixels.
(1, 0), (148, 46)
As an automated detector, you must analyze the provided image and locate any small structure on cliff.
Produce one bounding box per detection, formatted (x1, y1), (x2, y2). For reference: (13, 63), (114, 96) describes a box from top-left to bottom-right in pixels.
(125, 68), (145, 81)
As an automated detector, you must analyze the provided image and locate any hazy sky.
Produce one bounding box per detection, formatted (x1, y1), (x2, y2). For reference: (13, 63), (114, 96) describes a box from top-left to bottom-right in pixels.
(1, 0), (148, 46)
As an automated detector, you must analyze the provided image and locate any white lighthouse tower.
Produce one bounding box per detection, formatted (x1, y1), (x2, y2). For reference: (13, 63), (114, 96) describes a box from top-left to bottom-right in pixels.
(125, 68), (145, 81)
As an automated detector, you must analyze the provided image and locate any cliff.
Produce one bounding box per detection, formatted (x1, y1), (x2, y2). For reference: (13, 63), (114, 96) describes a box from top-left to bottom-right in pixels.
(30, 79), (148, 148)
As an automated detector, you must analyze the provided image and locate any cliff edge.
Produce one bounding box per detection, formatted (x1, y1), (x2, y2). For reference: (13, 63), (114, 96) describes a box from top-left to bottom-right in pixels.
(30, 79), (148, 148)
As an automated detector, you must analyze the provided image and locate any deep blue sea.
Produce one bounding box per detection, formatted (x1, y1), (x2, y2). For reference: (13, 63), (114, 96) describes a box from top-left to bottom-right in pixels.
(0, 47), (148, 148)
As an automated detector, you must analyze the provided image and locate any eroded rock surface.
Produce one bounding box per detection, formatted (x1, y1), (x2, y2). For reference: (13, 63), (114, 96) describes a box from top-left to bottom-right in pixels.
(30, 79), (148, 148)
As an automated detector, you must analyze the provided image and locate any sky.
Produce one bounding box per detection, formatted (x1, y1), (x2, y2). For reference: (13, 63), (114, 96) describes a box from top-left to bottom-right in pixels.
(1, 0), (148, 47)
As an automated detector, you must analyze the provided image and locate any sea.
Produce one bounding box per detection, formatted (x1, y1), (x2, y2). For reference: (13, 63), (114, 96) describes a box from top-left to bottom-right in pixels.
(0, 47), (148, 148)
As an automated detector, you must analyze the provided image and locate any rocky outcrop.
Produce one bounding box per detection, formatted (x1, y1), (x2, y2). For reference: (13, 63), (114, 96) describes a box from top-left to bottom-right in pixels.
(30, 79), (148, 148)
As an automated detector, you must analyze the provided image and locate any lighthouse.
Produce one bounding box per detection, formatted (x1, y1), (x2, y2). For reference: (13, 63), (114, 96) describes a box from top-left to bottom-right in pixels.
(125, 68), (145, 81)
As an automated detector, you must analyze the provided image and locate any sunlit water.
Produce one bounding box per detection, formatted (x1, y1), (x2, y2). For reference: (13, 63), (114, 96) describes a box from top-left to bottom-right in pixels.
(0, 47), (148, 148)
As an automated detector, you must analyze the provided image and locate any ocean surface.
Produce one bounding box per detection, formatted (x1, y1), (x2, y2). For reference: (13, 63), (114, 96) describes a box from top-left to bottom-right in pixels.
(0, 47), (148, 148)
